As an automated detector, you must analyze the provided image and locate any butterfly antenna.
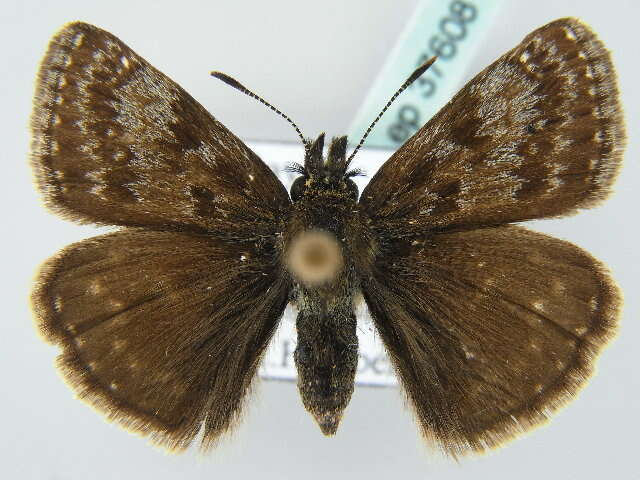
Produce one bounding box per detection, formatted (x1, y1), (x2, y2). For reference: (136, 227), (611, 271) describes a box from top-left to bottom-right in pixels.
(211, 71), (307, 151)
(346, 56), (437, 166)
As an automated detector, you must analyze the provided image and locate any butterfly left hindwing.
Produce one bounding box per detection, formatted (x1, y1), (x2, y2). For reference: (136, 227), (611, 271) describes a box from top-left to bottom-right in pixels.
(33, 229), (290, 451)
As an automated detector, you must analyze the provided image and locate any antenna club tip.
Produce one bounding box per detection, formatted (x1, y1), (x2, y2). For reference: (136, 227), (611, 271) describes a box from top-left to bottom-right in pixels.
(407, 56), (437, 84)
(210, 71), (245, 90)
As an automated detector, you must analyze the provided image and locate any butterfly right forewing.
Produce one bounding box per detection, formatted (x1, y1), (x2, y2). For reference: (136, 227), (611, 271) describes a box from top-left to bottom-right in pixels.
(360, 18), (625, 235)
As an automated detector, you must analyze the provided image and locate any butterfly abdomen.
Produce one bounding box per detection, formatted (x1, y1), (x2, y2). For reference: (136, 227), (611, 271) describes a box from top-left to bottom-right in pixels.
(283, 137), (374, 434)
(284, 206), (362, 435)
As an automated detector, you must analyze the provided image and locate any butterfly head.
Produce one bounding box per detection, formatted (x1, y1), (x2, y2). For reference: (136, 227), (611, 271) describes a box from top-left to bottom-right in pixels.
(289, 134), (361, 202)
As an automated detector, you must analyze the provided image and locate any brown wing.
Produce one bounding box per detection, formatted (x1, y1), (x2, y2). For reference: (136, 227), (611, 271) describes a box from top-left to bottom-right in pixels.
(360, 226), (619, 457)
(360, 18), (624, 234)
(32, 229), (290, 451)
(31, 22), (289, 238)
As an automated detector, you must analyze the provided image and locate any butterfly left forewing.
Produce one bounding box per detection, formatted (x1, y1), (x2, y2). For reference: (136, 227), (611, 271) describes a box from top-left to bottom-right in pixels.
(360, 226), (619, 456)
(32, 229), (290, 451)
(32, 22), (289, 237)
(360, 18), (624, 234)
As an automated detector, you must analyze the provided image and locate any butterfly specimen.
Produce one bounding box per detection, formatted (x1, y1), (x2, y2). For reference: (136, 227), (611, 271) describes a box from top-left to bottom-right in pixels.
(30, 17), (624, 457)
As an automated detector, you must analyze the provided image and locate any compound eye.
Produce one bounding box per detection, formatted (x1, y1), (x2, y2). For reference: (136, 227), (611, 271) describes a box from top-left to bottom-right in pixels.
(290, 176), (307, 201)
(345, 179), (359, 201)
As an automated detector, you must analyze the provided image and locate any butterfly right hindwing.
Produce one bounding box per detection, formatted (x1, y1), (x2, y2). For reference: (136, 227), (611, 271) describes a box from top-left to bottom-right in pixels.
(360, 226), (619, 456)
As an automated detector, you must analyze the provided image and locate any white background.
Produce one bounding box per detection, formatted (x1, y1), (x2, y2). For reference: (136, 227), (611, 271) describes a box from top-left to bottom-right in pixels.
(2, 1), (638, 479)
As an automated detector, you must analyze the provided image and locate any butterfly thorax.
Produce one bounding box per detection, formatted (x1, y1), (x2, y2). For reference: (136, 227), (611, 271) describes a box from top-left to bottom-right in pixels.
(283, 134), (371, 435)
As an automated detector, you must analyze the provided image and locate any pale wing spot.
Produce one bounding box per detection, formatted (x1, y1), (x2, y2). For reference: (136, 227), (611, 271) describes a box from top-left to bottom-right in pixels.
(564, 27), (577, 41)
(548, 177), (563, 190)
(113, 150), (127, 161)
(240, 255), (247, 262)
(588, 86), (596, 96)
(84, 169), (106, 182)
(533, 300), (545, 312)
(578, 51), (587, 60)
(55, 96), (64, 105)
(120, 55), (130, 69)
(484, 277), (496, 287)
(533, 119), (548, 130)
(87, 362), (96, 371)
(85, 170), (103, 181)
(106, 128), (116, 137)
(519, 51), (531, 63)
(589, 297), (599, 312)
(248, 174), (255, 181)
(585, 64), (594, 79)
(113, 339), (126, 351)
(564, 72), (578, 89)
(461, 344), (475, 360)
(51, 140), (60, 153)
(64, 57), (73, 67)
(553, 137), (573, 156)
(88, 280), (103, 295)
(534, 384), (544, 393)
(530, 342), (539, 351)
(561, 112), (576, 127)
(53, 295), (63, 313)
(109, 382), (119, 391)
(477, 261), (486, 268)
(593, 131), (604, 143)
(527, 143), (540, 155)
(89, 185), (106, 196)
(129, 362), (138, 370)
(72, 32), (85, 47)
(53, 170), (65, 180)
(53, 114), (62, 125)
(74, 337), (85, 347)
(555, 360), (565, 370)
(109, 299), (124, 309)
(575, 327), (588, 336)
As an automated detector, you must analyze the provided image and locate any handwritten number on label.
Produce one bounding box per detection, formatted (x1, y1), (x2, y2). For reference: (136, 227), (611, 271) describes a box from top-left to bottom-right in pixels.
(387, 0), (477, 144)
